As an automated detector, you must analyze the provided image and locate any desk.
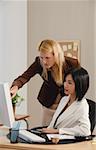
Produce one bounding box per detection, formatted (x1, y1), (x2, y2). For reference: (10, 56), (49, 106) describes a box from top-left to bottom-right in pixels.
(0, 127), (96, 150)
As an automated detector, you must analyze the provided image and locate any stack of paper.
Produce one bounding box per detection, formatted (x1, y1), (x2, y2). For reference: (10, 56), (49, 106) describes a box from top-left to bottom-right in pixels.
(47, 134), (75, 140)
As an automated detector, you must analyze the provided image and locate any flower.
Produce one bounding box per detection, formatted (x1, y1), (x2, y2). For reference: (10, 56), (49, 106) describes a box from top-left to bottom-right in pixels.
(12, 93), (24, 106)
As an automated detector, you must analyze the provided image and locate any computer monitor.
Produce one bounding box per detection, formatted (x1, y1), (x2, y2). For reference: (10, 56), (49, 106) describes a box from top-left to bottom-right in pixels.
(0, 82), (15, 128)
(0, 83), (46, 143)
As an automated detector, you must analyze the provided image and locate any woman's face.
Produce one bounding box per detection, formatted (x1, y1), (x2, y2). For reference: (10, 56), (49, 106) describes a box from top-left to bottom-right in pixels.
(64, 74), (76, 97)
(40, 51), (55, 69)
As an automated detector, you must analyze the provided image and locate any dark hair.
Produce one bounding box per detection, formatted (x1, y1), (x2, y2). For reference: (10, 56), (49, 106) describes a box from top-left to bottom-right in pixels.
(64, 67), (89, 101)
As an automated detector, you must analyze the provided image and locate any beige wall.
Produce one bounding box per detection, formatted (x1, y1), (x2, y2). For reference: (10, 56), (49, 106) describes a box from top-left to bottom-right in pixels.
(94, 1), (96, 100)
(27, 0), (96, 127)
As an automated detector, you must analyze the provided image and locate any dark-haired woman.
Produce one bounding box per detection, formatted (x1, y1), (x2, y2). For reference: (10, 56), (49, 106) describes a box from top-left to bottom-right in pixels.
(42, 67), (91, 136)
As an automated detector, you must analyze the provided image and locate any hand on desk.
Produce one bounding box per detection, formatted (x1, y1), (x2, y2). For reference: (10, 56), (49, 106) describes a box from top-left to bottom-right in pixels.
(42, 128), (59, 134)
(42, 128), (60, 144)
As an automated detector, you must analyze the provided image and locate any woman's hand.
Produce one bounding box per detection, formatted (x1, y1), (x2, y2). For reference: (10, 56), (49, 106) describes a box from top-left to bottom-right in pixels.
(42, 128), (59, 134)
(10, 86), (18, 98)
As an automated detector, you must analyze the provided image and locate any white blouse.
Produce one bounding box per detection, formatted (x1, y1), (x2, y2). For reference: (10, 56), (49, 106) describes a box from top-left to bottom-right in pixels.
(48, 95), (91, 136)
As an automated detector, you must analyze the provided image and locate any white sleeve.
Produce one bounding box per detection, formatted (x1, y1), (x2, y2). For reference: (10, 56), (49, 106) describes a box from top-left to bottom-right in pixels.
(59, 118), (91, 136)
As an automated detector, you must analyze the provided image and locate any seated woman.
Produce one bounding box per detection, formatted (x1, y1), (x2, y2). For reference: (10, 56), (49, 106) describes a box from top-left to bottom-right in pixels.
(42, 67), (91, 136)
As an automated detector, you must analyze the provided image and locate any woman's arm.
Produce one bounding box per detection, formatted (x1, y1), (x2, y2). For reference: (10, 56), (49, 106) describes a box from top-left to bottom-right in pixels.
(11, 57), (42, 89)
(42, 128), (59, 134)
(58, 101), (91, 136)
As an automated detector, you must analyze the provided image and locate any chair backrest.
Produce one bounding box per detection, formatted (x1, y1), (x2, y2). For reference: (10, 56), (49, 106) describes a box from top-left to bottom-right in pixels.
(86, 99), (96, 133)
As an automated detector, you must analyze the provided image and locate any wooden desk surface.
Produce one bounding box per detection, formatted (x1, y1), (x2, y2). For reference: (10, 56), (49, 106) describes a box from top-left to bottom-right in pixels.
(0, 127), (96, 150)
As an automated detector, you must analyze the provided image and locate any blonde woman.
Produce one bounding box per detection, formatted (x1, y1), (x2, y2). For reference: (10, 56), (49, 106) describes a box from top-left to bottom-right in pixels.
(10, 39), (80, 126)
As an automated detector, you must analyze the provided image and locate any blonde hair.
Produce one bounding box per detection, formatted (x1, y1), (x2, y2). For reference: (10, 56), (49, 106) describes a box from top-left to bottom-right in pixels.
(38, 39), (65, 85)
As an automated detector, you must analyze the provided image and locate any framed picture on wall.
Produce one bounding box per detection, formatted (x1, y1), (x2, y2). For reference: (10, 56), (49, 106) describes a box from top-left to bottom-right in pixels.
(59, 40), (80, 61)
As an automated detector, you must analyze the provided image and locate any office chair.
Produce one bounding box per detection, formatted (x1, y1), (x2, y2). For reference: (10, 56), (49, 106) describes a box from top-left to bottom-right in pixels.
(86, 99), (96, 134)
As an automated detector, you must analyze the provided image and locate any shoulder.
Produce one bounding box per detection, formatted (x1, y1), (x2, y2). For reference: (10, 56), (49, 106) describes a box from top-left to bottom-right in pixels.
(77, 98), (89, 112)
(33, 56), (42, 67)
(35, 56), (40, 63)
(30, 56), (40, 65)
(28, 56), (43, 74)
(64, 56), (80, 70)
(80, 98), (89, 106)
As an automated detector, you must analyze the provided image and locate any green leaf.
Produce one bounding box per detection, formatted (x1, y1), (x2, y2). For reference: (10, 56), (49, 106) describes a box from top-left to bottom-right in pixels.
(12, 93), (24, 105)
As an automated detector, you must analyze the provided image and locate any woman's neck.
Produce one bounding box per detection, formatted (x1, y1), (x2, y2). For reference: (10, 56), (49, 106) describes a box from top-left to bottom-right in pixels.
(68, 95), (76, 105)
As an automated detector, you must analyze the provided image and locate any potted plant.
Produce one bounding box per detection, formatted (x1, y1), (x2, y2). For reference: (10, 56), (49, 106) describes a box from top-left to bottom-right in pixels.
(12, 93), (24, 115)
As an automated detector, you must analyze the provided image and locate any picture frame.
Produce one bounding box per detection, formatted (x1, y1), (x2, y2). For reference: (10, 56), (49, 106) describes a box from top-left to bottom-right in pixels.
(59, 40), (80, 61)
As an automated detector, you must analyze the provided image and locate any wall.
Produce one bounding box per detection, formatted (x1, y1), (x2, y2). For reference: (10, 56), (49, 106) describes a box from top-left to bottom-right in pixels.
(0, 0), (27, 114)
(27, 0), (96, 127)
(94, 1), (96, 100)
(0, 2), (3, 78)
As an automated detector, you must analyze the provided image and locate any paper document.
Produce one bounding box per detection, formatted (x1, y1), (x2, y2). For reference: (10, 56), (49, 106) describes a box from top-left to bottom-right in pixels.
(47, 134), (75, 140)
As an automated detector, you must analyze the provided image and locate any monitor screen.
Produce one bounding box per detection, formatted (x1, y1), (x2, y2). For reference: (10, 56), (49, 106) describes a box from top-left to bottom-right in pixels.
(0, 82), (15, 128)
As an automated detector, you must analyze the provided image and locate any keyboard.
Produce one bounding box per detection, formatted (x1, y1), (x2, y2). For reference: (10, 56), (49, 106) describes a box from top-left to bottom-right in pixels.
(19, 130), (46, 143)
